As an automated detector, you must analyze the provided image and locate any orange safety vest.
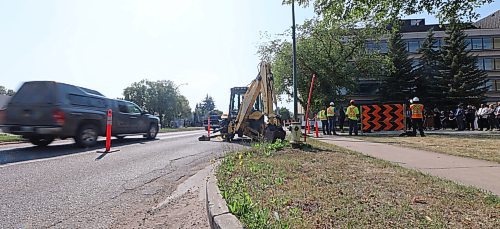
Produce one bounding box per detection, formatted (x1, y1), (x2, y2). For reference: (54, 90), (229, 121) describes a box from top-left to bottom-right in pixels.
(410, 104), (424, 119)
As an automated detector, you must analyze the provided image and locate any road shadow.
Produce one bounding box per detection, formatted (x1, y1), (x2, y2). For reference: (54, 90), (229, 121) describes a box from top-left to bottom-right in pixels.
(0, 137), (156, 165)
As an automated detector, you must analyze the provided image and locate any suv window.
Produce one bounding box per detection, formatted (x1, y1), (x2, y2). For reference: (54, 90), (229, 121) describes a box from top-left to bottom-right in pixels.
(127, 103), (142, 114)
(118, 102), (129, 113)
(68, 94), (106, 108)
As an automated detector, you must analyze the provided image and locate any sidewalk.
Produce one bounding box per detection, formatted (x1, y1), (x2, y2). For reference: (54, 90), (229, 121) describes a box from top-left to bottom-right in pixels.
(316, 135), (500, 196)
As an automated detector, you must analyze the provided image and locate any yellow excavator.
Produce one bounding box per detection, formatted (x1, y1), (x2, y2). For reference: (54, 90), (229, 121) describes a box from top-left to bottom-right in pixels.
(199, 61), (286, 142)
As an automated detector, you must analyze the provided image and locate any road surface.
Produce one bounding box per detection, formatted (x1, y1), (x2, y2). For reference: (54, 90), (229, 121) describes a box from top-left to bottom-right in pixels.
(0, 130), (240, 228)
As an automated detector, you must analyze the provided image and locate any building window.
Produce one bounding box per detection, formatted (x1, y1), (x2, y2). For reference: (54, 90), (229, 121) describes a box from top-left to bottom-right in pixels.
(495, 58), (500, 70)
(495, 80), (500, 91)
(379, 41), (388, 53)
(494, 38), (500, 49)
(466, 39), (472, 50)
(476, 58), (484, 70)
(486, 80), (494, 91)
(471, 38), (483, 50)
(407, 40), (420, 53)
(483, 38), (493, 49)
(484, 58), (493, 70)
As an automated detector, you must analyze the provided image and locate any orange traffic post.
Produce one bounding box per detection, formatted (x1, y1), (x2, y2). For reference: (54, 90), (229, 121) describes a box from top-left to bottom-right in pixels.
(207, 116), (211, 138)
(315, 120), (319, 138)
(105, 109), (112, 152)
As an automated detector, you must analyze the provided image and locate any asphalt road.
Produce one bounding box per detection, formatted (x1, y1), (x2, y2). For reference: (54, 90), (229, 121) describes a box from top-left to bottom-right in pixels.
(0, 130), (241, 228)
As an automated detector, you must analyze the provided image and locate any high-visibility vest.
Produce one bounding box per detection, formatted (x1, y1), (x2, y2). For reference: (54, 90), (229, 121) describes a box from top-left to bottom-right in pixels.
(410, 104), (424, 119)
(318, 110), (327, 120)
(327, 106), (335, 117)
(346, 105), (359, 120)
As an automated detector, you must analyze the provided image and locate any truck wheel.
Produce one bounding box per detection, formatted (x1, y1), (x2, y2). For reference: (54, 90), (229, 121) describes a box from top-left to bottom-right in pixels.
(145, 124), (158, 140)
(29, 136), (54, 147)
(75, 124), (98, 147)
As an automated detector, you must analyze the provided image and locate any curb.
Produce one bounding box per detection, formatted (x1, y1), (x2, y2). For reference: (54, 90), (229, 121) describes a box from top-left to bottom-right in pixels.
(206, 164), (243, 229)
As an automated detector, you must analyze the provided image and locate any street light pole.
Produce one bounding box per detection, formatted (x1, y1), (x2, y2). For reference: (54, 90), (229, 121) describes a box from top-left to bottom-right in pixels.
(292, 0), (298, 121)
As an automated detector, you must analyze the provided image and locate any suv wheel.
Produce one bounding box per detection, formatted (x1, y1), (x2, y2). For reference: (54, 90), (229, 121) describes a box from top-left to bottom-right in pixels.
(29, 136), (54, 147)
(145, 124), (158, 140)
(75, 124), (98, 147)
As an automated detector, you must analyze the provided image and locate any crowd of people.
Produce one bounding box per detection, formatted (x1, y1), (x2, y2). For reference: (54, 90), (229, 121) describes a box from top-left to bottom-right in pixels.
(413, 102), (500, 131)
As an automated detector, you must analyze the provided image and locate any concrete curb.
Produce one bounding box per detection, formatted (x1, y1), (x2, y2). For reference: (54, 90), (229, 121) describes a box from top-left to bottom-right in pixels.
(206, 164), (243, 229)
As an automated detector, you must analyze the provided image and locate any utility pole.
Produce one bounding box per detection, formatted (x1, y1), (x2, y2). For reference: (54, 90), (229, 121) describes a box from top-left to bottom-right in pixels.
(292, 0), (298, 121)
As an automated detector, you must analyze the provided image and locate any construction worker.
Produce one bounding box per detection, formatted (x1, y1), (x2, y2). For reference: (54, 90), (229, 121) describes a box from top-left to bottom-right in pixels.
(346, 100), (359, 136)
(410, 97), (425, 137)
(327, 102), (337, 135)
(318, 106), (329, 135)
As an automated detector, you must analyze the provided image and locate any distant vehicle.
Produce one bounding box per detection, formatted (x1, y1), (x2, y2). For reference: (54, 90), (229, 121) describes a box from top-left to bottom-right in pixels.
(203, 114), (221, 131)
(0, 81), (160, 147)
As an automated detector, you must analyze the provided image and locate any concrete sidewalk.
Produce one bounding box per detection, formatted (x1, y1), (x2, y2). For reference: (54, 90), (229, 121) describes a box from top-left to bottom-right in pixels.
(317, 136), (500, 196)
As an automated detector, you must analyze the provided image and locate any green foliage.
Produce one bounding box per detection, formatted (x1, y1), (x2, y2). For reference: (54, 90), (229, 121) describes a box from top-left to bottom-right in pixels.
(252, 139), (290, 157)
(0, 86), (15, 96)
(285, 0), (492, 24)
(415, 29), (448, 109)
(193, 94), (220, 124)
(439, 20), (489, 107)
(123, 79), (191, 126)
(259, 19), (389, 112)
(278, 107), (292, 120)
(379, 29), (415, 103)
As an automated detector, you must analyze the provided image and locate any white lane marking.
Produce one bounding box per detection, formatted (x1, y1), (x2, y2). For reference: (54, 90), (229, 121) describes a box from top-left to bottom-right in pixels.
(0, 131), (208, 168)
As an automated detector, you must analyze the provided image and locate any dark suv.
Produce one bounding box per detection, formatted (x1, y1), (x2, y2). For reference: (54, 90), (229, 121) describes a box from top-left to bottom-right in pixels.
(0, 81), (160, 147)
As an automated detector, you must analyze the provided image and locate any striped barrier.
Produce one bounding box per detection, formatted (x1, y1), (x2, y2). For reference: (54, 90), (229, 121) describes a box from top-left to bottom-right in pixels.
(361, 104), (405, 132)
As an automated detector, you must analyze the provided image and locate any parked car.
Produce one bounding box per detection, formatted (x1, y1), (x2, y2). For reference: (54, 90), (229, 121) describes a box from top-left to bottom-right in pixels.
(0, 81), (160, 147)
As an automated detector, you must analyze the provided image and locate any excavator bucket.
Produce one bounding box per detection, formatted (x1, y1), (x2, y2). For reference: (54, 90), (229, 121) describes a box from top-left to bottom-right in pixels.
(198, 135), (211, 141)
(263, 125), (286, 143)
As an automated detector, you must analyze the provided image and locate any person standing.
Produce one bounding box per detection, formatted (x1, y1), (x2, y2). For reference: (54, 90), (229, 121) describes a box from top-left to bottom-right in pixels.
(346, 100), (360, 136)
(433, 108), (441, 130)
(487, 104), (495, 131)
(495, 102), (500, 130)
(338, 106), (346, 133)
(318, 107), (329, 135)
(326, 102), (337, 135)
(465, 105), (476, 131)
(409, 97), (425, 137)
(455, 104), (465, 131)
(477, 104), (488, 131)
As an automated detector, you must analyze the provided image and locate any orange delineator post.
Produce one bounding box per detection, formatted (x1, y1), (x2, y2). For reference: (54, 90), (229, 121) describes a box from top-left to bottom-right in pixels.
(315, 120), (319, 138)
(105, 109), (112, 152)
(304, 74), (316, 142)
(207, 116), (211, 138)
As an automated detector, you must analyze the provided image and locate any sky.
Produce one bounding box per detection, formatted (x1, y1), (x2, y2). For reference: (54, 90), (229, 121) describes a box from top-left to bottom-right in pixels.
(0, 0), (498, 113)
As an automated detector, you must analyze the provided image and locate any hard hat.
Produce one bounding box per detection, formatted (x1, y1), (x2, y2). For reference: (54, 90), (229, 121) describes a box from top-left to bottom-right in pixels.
(350, 100), (355, 104)
(221, 114), (228, 119)
(330, 102), (334, 105)
(412, 97), (419, 102)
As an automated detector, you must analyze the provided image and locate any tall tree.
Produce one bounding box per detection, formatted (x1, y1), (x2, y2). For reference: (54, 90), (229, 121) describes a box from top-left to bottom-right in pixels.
(379, 29), (415, 103)
(439, 20), (489, 106)
(0, 86), (15, 96)
(123, 79), (191, 126)
(201, 95), (216, 113)
(259, 19), (388, 112)
(415, 29), (448, 108)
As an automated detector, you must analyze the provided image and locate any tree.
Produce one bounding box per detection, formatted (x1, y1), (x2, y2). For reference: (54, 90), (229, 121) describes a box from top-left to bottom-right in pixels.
(201, 95), (215, 113)
(285, 0), (492, 24)
(259, 19), (388, 112)
(438, 20), (489, 107)
(193, 95), (219, 126)
(414, 29), (448, 108)
(123, 79), (191, 126)
(278, 107), (292, 120)
(0, 86), (15, 96)
(379, 29), (415, 103)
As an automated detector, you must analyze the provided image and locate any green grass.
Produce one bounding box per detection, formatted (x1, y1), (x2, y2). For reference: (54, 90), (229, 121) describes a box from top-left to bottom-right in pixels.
(0, 133), (23, 142)
(217, 139), (499, 228)
(158, 127), (204, 133)
(356, 134), (500, 163)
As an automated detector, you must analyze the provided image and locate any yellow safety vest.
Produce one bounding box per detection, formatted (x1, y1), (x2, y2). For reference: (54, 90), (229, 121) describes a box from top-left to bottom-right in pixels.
(346, 105), (359, 120)
(318, 110), (327, 120)
(327, 106), (335, 117)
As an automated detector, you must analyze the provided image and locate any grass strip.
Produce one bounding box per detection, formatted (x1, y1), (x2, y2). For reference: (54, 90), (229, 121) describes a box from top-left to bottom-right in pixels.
(217, 139), (499, 228)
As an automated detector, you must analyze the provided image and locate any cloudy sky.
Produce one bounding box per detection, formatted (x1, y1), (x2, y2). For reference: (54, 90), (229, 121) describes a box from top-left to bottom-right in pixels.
(0, 0), (498, 112)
